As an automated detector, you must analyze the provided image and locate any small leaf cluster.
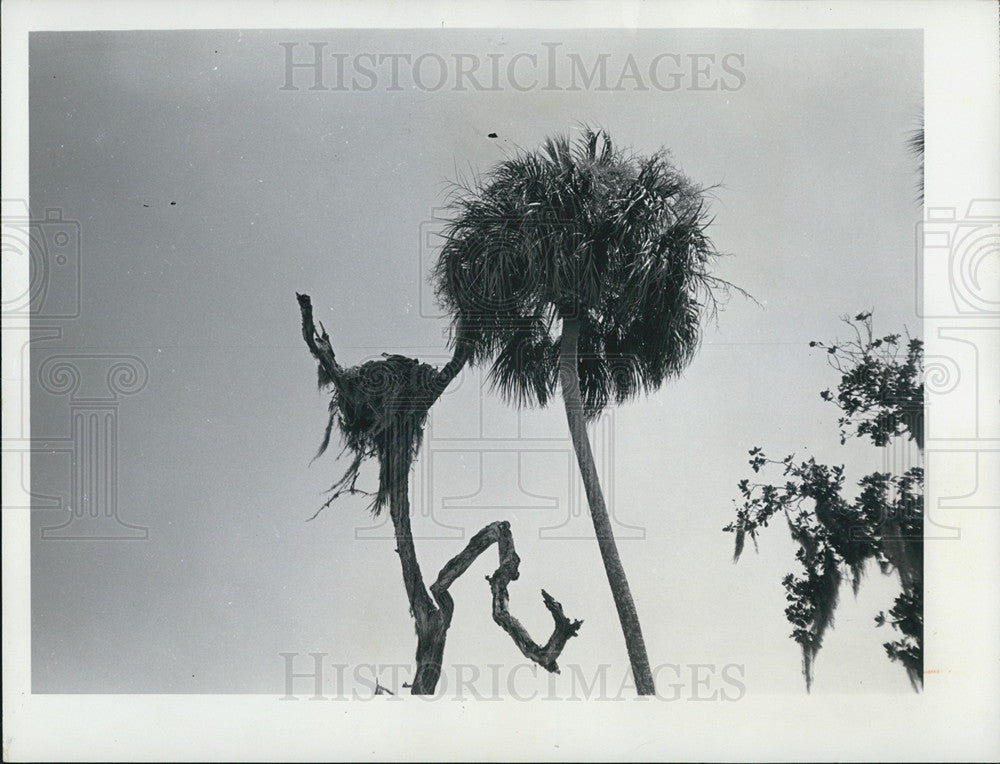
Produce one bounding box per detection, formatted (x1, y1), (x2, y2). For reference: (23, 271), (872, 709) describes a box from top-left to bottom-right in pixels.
(811, 312), (923, 448)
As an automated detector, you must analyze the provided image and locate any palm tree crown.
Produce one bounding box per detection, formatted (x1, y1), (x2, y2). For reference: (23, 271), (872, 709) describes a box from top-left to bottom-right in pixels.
(434, 128), (730, 417)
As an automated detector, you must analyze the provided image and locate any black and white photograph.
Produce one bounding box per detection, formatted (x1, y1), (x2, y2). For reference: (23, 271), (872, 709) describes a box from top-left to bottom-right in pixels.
(2, 1), (998, 760)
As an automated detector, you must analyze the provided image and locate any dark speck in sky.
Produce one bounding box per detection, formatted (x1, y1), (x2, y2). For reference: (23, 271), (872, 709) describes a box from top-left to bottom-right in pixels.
(487, 132), (498, 138)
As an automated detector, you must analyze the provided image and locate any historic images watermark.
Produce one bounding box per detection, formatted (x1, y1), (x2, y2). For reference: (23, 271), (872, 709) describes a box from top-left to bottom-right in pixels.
(1, 199), (150, 540)
(278, 653), (747, 701)
(278, 42), (746, 93)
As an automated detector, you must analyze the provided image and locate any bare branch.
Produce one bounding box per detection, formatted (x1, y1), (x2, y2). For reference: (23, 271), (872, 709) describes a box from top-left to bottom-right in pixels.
(430, 520), (582, 673)
(296, 292), (346, 390)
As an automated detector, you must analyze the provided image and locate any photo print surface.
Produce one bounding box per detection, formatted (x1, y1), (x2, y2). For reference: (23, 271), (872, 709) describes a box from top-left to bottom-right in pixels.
(26, 26), (926, 700)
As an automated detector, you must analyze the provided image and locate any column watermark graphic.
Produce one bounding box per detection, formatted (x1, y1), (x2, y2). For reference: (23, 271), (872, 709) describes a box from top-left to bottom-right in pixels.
(2, 199), (151, 540)
(35, 354), (149, 539)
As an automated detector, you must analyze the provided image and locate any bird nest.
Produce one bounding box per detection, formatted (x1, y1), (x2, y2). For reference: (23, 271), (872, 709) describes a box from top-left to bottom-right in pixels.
(313, 354), (439, 517)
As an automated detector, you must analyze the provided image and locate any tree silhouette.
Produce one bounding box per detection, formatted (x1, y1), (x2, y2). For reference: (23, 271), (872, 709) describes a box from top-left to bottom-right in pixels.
(433, 128), (740, 694)
(296, 293), (581, 695)
(725, 312), (923, 690)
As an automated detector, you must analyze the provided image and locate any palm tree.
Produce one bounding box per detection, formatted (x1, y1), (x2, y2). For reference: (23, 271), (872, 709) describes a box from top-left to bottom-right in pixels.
(433, 128), (736, 694)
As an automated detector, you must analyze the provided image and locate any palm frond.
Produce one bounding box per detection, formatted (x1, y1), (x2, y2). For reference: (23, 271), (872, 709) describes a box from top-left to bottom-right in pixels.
(434, 127), (744, 417)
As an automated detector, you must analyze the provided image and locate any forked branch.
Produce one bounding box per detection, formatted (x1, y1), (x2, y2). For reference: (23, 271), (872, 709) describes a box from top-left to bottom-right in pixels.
(430, 520), (582, 673)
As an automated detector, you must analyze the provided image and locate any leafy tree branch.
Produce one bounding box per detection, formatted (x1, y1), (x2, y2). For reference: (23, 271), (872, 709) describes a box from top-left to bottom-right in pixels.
(725, 312), (923, 691)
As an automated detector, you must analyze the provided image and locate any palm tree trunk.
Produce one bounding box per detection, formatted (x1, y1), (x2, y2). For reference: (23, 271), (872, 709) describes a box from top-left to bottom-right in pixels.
(385, 429), (449, 694)
(558, 317), (655, 695)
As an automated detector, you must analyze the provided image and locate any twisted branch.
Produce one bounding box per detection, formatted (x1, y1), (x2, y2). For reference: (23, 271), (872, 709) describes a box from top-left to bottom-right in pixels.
(430, 520), (582, 673)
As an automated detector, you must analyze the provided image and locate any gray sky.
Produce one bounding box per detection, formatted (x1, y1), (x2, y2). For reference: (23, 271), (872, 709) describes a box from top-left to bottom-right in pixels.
(29, 27), (922, 696)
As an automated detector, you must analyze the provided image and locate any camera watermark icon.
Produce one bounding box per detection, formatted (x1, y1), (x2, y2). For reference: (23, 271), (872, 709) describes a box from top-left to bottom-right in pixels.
(278, 653), (747, 702)
(420, 207), (509, 320)
(401, 209), (647, 540)
(418, 208), (593, 322)
(22, 352), (151, 540)
(348, 357), (645, 542)
(916, 199), (1000, 318)
(1, 199), (81, 319)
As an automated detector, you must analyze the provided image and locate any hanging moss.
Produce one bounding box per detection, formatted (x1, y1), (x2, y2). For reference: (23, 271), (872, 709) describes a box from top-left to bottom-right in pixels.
(726, 312), (924, 692)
